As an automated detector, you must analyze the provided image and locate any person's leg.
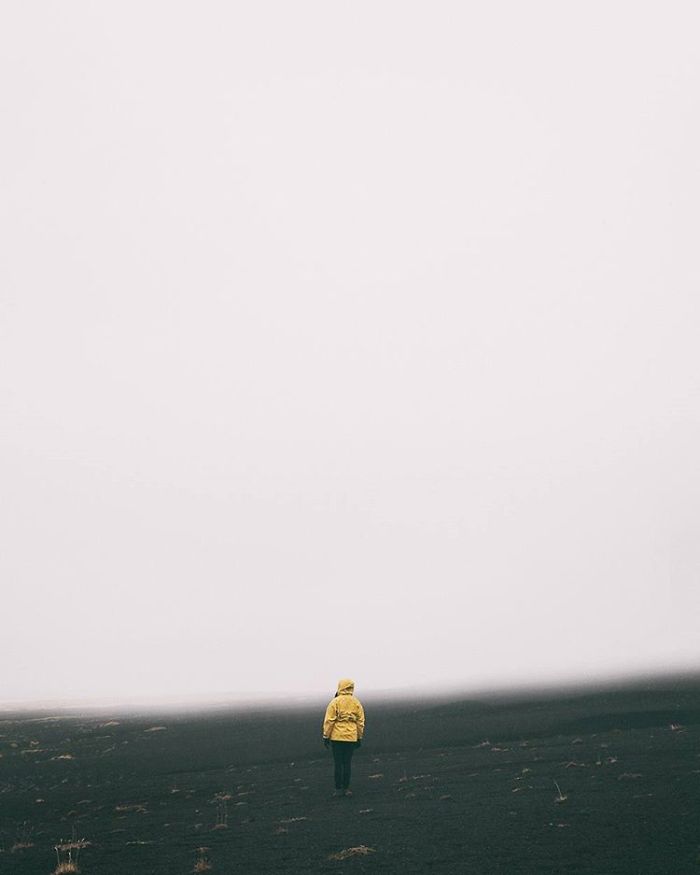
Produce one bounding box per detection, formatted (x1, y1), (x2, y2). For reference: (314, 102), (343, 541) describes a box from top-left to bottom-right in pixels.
(341, 742), (355, 790)
(331, 742), (344, 791)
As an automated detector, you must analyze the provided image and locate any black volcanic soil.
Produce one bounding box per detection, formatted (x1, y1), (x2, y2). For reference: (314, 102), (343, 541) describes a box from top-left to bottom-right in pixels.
(1, 679), (699, 874)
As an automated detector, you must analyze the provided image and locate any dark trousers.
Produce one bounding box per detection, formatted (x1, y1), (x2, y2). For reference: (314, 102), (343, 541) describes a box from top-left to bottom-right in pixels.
(331, 740), (355, 789)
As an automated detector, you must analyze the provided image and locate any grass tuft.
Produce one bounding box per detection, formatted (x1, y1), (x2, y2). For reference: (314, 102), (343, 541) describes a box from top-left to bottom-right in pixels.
(328, 845), (376, 861)
(553, 781), (568, 803)
(193, 846), (212, 872)
(54, 836), (89, 872)
(11, 841), (34, 853)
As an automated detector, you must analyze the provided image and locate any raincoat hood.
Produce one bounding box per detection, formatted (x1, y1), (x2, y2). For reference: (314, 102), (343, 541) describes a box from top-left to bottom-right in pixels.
(337, 678), (355, 695)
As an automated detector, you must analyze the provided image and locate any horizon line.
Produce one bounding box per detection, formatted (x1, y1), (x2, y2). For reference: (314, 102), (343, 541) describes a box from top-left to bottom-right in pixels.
(2, 665), (699, 717)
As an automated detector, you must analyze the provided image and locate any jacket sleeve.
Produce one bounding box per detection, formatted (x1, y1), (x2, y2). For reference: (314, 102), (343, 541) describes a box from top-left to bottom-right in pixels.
(322, 700), (337, 739)
(356, 701), (365, 739)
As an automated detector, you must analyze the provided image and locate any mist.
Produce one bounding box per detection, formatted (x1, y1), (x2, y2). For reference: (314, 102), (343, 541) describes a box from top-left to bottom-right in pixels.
(2, 2), (699, 705)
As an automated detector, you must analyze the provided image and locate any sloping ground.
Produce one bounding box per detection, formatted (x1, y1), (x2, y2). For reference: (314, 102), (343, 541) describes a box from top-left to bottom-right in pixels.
(1, 678), (699, 873)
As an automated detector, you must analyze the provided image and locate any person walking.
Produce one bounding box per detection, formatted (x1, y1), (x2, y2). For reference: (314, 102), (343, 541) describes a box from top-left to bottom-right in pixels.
(322, 678), (365, 797)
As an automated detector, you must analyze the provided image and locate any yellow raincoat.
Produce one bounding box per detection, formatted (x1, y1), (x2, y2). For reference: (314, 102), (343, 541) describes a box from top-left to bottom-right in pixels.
(322, 678), (365, 742)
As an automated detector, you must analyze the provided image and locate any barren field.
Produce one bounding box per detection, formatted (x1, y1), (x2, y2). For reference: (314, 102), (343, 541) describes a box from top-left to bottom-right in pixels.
(1, 678), (699, 873)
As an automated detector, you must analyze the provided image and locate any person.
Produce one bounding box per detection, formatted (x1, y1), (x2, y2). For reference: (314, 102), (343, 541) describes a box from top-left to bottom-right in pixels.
(322, 678), (365, 797)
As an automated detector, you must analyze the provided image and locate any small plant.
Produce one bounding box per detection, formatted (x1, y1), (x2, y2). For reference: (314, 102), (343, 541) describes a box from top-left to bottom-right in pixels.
(553, 780), (568, 803)
(11, 821), (34, 853)
(328, 845), (376, 861)
(213, 798), (228, 830)
(193, 846), (212, 872)
(54, 836), (89, 874)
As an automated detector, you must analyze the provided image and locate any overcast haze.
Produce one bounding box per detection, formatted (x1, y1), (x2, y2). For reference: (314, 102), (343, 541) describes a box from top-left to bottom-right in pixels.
(2, 2), (699, 705)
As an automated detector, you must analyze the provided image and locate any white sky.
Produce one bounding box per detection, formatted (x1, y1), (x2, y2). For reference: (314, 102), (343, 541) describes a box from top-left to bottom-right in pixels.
(1, 2), (699, 705)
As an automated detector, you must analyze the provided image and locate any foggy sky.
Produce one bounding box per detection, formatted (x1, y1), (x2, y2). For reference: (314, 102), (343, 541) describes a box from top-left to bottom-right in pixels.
(2, 2), (699, 705)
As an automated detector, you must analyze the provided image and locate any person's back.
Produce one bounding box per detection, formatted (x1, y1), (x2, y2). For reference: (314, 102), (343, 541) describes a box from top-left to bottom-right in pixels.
(322, 678), (365, 796)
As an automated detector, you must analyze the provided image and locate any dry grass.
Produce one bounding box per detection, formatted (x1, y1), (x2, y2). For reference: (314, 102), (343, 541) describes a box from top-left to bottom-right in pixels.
(328, 846), (376, 861)
(54, 837), (89, 873)
(193, 847), (212, 872)
(213, 798), (228, 829)
(11, 841), (35, 853)
(55, 840), (90, 852)
(115, 803), (147, 813)
(11, 821), (34, 853)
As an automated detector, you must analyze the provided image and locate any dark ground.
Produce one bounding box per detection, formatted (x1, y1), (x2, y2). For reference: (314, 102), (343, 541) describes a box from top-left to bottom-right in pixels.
(1, 676), (699, 874)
